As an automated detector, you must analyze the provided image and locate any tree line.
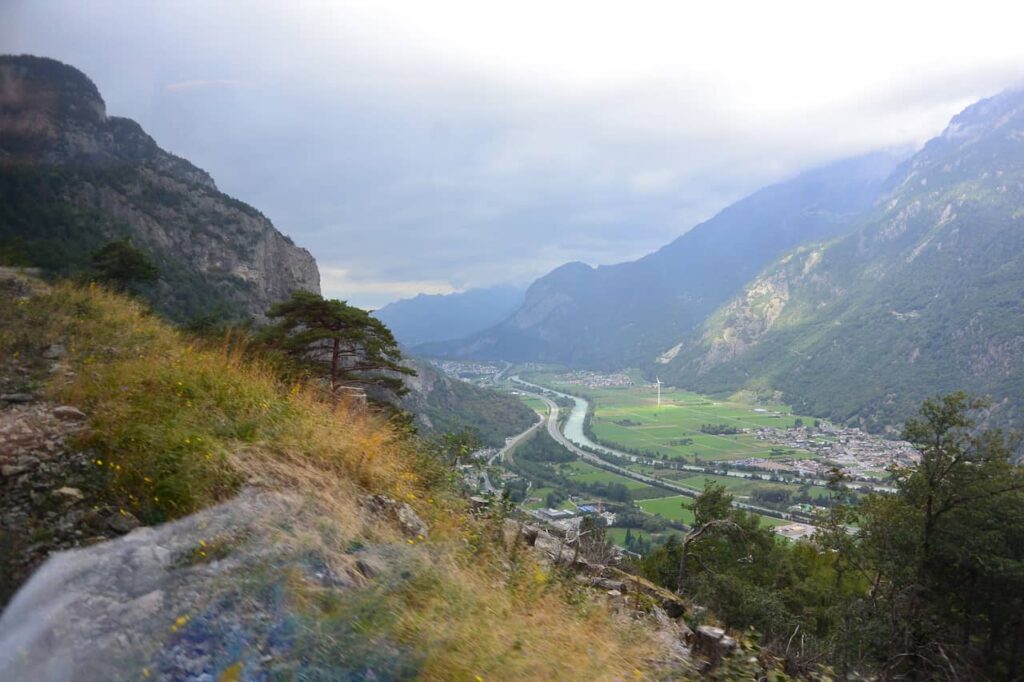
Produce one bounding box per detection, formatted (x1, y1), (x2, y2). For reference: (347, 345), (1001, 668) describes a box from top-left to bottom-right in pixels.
(635, 393), (1024, 679)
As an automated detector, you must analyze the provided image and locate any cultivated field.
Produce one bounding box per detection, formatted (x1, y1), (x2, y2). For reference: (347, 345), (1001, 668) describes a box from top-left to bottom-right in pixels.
(624, 469), (835, 500)
(514, 394), (550, 415)
(638, 495), (790, 528)
(559, 460), (650, 489)
(637, 496), (696, 525)
(531, 373), (818, 464)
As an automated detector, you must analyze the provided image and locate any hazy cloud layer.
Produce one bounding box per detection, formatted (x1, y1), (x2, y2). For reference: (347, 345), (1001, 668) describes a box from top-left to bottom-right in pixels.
(4, 0), (1024, 307)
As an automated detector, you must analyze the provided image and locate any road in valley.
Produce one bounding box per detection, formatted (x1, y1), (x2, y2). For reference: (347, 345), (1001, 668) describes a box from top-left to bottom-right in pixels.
(493, 404), (547, 465)
(480, 397), (548, 493)
(511, 388), (801, 523)
(510, 376), (893, 495)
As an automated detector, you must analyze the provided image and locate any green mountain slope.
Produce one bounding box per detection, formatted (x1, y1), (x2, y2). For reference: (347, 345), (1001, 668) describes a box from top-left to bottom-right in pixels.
(400, 358), (536, 447)
(421, 151), (905, 367)
(664, 89), (1024, 431)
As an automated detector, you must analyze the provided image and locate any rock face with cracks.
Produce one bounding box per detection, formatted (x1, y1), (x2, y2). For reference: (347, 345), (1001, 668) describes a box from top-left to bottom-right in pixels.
(0, 55), (320, 322)
(0, 490), (422, 681)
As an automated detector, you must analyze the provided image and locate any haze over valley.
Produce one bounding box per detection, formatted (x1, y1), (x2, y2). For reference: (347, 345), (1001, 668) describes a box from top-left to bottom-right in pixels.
(3, 2), (1024, 680)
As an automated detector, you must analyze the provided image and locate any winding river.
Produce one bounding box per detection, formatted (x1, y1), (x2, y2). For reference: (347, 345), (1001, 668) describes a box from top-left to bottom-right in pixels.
(509, 375), (893, 495)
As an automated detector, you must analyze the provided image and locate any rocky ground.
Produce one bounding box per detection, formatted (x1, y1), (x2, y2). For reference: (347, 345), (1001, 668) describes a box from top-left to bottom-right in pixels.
(0, 294), (145, 604)
(0, 271), (145, 605)
(0, 394), (141, 606)
(510, 519), (747, 675)
(0, 489), (421, 681)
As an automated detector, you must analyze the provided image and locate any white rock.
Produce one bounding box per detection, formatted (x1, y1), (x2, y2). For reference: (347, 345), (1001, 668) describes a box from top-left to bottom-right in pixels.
(52, 406), (87, 421)
(53, 487), (84, 502)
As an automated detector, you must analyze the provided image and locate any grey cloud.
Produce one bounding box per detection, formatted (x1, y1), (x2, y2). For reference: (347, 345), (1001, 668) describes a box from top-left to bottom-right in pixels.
(4, 1), (1023, 306)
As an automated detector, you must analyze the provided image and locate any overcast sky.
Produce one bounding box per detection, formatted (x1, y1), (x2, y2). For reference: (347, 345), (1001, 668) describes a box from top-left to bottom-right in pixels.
(4, 1), (1024, 307)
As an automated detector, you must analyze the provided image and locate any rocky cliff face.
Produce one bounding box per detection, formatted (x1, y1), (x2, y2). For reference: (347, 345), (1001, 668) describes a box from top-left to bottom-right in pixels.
(0, 55), (319, 320)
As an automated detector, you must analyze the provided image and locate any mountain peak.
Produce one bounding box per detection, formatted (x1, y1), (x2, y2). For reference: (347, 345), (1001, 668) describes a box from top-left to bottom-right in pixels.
(0, 54), (106, 124)
(0, 55), (319, 321)
(0, 54), (218, 188)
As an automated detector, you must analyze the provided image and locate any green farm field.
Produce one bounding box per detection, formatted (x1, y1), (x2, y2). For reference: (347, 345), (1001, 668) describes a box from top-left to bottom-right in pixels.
(633, 470), (835, 501)
(533, 375), (819, 464)
(637, 496), (696, 525)
(606, 526), (675, 548)
(638, 495), (790, 528)
(515, 394), (550, 415)
(558, 460), (649, 489)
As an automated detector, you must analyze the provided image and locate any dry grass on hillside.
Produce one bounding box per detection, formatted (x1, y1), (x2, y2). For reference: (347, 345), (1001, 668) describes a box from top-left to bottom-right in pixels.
(0, 276), (677, 680)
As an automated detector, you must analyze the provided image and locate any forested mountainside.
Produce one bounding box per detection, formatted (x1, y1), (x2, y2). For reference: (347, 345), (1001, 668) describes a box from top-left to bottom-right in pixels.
(422, 151), (905, 367)
(664, 89), (1024, 432)
(375, 285), (524, 347)
(400, 358), (536, 447)
(0, 55), (319, 321)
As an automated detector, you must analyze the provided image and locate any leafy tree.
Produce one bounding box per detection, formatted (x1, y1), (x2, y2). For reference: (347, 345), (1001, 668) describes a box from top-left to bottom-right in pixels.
(573, 514), (614, 564)
(428, 427), (482, 468)
(262, 291), (414, 399)
(90, 238), (158, 288)
(632, 393), (1024, 678)
(860, 392), (1024, 679)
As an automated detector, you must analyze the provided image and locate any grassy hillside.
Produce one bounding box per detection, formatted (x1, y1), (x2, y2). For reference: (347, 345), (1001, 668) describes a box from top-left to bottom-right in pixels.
(0, 274), (676, 679)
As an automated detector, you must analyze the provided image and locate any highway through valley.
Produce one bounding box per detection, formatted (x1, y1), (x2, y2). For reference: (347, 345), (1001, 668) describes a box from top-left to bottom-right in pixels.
(504, 381), (804, 523)
(510, 376), (893, 495)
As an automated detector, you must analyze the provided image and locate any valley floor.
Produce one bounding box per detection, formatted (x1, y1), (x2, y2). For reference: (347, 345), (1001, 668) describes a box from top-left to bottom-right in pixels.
(444, 363), (914, 551)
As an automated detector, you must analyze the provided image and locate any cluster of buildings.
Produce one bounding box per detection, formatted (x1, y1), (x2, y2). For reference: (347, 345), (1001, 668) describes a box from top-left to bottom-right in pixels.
(552, 370), (634, 389)
(730, 455), (835, 479)
(750, 424), (919, 480)
(435, 360), (504, 380)
(773, 522), (816, 541)
(533, 505), (617, 531)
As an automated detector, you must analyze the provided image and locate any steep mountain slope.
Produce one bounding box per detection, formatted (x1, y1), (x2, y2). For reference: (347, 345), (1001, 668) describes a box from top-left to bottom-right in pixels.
(375, 285), (523, 347)
(422, 151), (905, 367)
(400, 358), (536, 447)
(665, 89), (1024, 431)
(0, 55), (319, 321)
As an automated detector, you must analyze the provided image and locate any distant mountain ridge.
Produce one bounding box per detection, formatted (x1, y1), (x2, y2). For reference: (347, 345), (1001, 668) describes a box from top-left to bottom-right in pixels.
(421, 151), (906, 366)
(663, 89), (1024, 431)
(0, 55), (320, 321)
(374, 285), (524, 347)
